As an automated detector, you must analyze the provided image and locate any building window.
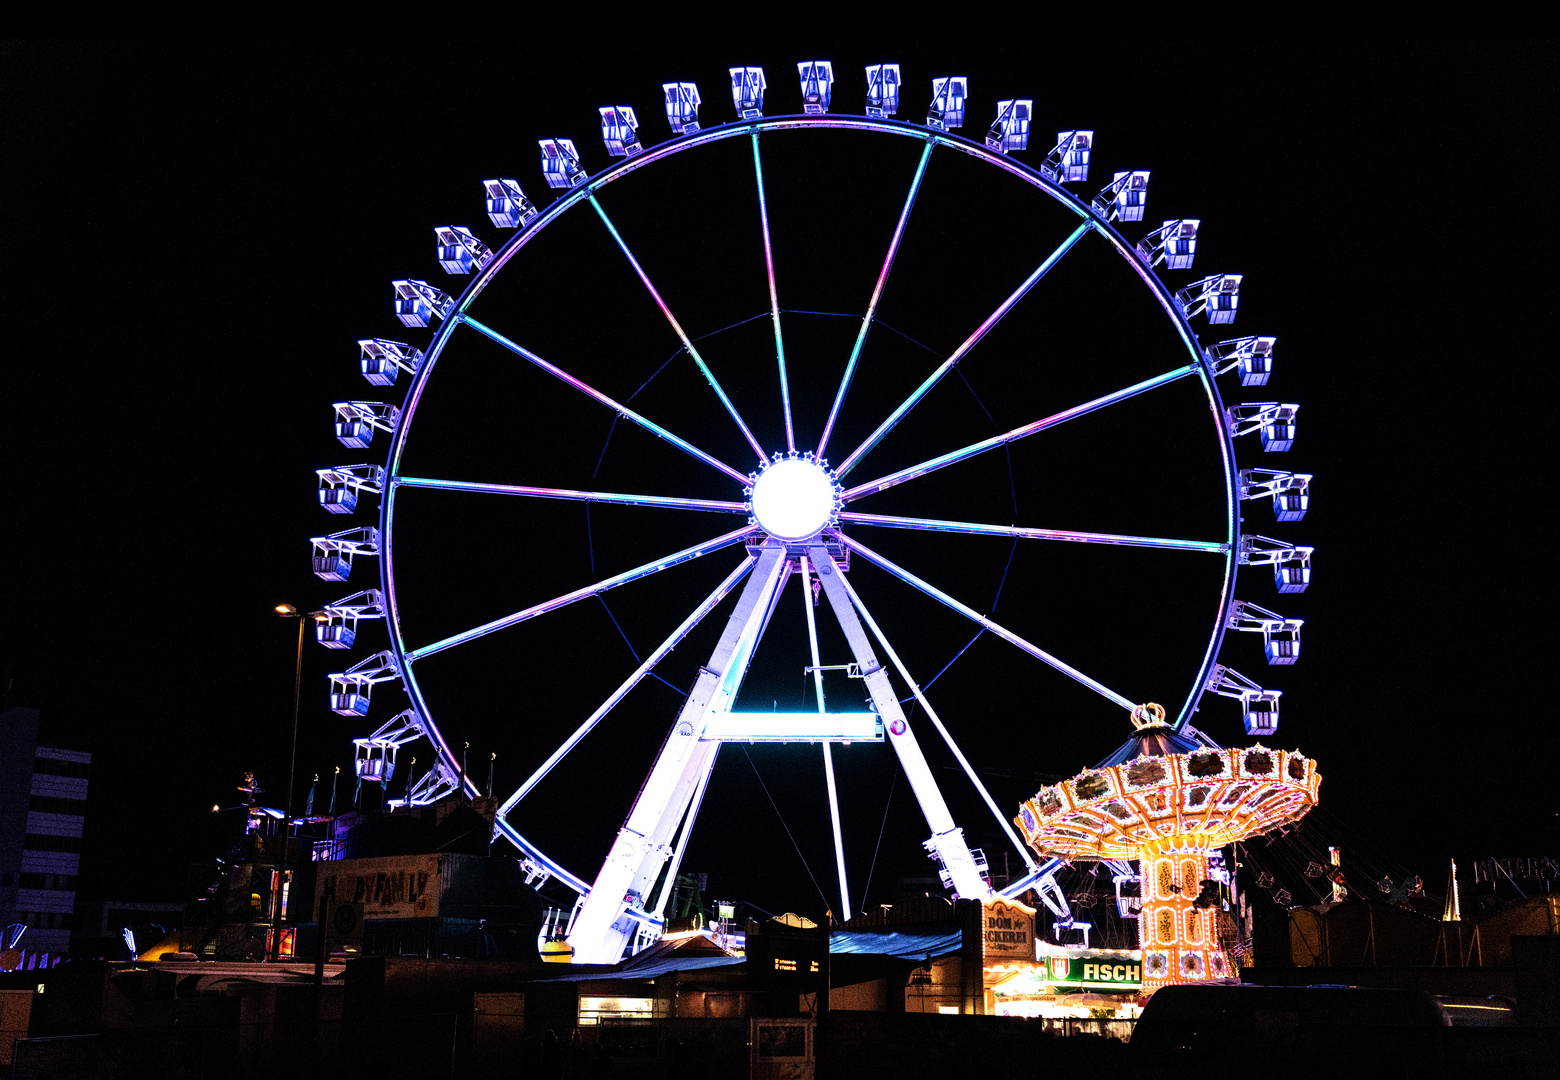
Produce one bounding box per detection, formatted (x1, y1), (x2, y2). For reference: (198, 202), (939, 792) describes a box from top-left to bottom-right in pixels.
(23, 834), (82, 854)
(17, 873), (78, 890)
(28, 795), (86, 815)
(32, 758), (90, 779)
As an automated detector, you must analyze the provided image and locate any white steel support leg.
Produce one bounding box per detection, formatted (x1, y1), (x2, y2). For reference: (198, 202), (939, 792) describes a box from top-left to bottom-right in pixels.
(801, 556), (851, 920)
(568, 542), (791, 962)
(834, 568), (1037, 873)
(650, 744), (720, 920)
(806, 545), (992, 902)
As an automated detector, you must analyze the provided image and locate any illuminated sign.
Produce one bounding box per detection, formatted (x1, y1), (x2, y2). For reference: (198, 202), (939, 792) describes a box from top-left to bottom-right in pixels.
(982, 898), (1037, 961)
(1035, 950), (1142, 991)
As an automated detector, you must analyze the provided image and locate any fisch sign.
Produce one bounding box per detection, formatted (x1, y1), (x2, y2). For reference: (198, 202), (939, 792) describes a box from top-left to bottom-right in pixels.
(1035, 950), (1143, 991)
(316, 855), (441, 920)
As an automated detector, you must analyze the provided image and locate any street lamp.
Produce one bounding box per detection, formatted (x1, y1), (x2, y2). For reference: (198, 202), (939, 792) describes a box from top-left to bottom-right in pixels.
(272, 604), (323, 961)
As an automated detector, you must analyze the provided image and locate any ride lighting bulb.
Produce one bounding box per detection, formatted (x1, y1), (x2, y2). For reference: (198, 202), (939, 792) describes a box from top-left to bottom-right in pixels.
(749, 459), (835, 540)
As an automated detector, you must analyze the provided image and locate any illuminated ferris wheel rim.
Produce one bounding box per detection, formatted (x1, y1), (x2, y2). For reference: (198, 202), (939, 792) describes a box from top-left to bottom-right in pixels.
(387, 118), (1233, 899)
(315, 91), (1310, 948)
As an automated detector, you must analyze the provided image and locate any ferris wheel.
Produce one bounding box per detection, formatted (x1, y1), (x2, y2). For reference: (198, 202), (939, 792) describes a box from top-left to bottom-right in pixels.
(307, 62), (1312, 963)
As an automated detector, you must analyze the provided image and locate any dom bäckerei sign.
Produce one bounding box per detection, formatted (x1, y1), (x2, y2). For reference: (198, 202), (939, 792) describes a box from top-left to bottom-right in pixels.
(982, 898), (1037, 960)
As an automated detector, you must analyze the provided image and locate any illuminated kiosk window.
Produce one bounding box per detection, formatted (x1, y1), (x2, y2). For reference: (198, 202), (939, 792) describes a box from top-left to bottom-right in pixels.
(578, 996), (653, 1025)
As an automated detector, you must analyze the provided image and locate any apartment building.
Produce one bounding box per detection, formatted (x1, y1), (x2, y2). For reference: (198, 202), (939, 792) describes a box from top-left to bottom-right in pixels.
(0, 707), (89, 955)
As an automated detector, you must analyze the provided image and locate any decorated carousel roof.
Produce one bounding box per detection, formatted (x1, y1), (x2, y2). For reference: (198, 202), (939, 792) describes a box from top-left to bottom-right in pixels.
(1015, 742), (1320, 860)
(1096, 722), (1205, 767)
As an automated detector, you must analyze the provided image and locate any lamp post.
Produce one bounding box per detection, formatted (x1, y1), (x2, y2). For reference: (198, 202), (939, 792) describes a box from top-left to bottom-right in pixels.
(272, 604), (317, 961)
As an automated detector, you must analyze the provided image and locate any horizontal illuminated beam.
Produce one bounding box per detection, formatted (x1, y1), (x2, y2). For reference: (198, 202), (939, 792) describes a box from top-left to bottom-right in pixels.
(842, 363), (1199, 503)
(835, 219), (1095, 479)
(461, 315), (752, 486)
(840, 534), (1139, 713)
(839, 511), (1227, 554)
(407, 524), (758, 662)
(396, 476), (747, 515)
(700, 711), (884, 743)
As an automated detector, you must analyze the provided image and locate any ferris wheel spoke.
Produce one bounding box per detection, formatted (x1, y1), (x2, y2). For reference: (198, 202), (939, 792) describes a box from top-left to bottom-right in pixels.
(461, 316), (751, 486)
(832, 566), (1037, 873)
(751, 132), (794, 453)
(841, 362), (1200, 502)
(834, 219), (1095, 479)
(395, 476), (747, 516)
(839, 511), (1227, 555)
(406, 524), (759, 663)
(497, 554), (758, 822)
(838, 534), (1139, 713)
(585, 194), (768, 463)
(817, 140), (934, 462)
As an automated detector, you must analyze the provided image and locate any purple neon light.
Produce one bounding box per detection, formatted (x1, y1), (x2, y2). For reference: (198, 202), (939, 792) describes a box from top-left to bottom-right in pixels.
(842, 363), (1200, 503)
(817, 140), (935, 462)
(839, 533), (1139, 712)
(407, 524), (758, 663)
(751, 133), (794, 452)
(460, 316), (751, 486)
(586, 193), (767, 463)
(497, 554), (758, 818)
(839, 510), (1226, 554)
(395, 476), (747, 515)
(835, 218), (1095, 479)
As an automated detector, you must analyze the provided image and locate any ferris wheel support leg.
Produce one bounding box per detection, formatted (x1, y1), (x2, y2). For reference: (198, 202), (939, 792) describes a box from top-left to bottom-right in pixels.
(833, 568), (1037, 874)
(801, 556), (852, 920)
(567, 542), (791, 963)
(807, 545), (992, 902)
(649, 742), (721, 921)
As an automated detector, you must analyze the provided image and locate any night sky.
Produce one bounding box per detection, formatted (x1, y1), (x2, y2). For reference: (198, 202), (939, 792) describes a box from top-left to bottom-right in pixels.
(2, 42), (1552, 917)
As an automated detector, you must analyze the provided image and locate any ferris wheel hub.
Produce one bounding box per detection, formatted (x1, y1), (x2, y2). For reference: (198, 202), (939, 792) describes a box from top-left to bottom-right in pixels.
(749, 457), (839, 541)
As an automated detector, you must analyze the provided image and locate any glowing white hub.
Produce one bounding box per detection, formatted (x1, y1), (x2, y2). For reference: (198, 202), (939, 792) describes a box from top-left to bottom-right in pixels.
(750, 458), (836, 540)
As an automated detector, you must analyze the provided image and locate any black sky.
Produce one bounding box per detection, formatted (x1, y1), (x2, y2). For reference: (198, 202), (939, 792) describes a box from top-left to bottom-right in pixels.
(1, 42), (1553, 913)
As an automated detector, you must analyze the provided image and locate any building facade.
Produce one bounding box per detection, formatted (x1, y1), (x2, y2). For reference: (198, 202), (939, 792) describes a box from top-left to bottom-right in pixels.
(0, 707), (90, 957)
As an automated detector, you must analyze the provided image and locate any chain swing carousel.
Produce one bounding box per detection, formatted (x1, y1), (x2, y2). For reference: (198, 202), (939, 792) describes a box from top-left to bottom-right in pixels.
(1015, 704), (1320, 991)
